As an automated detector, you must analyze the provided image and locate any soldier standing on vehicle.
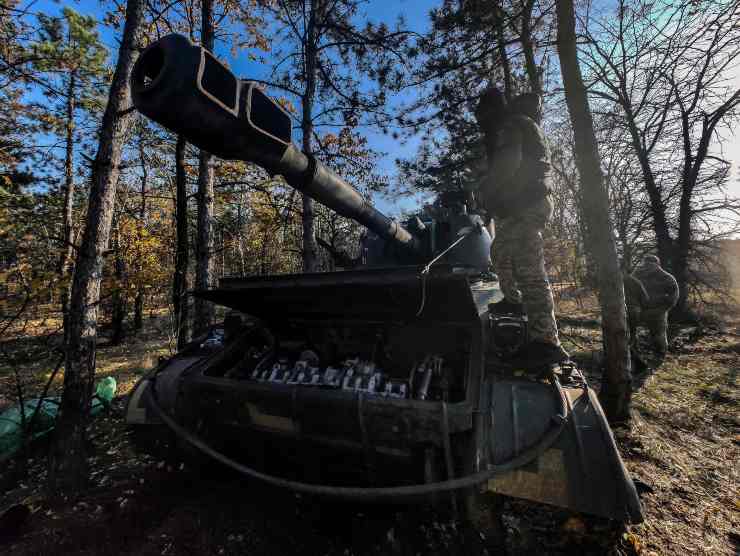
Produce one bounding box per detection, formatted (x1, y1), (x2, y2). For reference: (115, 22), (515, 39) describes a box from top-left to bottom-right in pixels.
(475, 88), (569, 368)
(627, 255), (679, 356)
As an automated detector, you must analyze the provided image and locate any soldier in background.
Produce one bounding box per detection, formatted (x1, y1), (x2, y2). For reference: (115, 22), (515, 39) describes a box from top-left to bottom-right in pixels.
(475, 88), (569, 368)
(623, 270), (650, 371)
(626, 255), (679, 356)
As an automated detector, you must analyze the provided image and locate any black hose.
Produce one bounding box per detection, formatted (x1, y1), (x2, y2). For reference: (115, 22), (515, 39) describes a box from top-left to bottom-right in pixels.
(144, 373), (569, 501)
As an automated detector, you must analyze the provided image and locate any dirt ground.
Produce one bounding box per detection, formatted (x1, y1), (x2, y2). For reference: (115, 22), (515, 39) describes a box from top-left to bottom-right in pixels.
(0, 298), (738, 555)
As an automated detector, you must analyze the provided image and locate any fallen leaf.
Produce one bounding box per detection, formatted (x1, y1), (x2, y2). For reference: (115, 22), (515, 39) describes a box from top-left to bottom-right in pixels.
(623, 531), (642, 553)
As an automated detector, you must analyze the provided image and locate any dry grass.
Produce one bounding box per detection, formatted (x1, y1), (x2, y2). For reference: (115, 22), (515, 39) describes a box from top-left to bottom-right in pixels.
(0, 308), (173, 412)
(555, 289), (739, 555)
(622, 328), (739, 555)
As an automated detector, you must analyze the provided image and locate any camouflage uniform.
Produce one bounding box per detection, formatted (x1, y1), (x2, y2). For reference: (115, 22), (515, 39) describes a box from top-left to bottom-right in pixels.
(628, 255), (679, 355)
(491, 196), (559, 345)
(477, 91), (563, 351)
(623, 271), (648, 351)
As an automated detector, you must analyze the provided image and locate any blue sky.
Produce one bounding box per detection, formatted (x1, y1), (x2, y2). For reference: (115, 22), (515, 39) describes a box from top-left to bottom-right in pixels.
(23, 0), (740, 211)
(28, 0), (438, 216)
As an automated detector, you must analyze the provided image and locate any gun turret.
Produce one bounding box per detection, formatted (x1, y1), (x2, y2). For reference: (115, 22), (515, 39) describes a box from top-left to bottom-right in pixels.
(131, 34), (416, 251)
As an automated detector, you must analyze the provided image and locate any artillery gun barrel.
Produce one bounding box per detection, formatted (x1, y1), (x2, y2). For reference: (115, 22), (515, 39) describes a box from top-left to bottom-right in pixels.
(131, 34), (416, 250)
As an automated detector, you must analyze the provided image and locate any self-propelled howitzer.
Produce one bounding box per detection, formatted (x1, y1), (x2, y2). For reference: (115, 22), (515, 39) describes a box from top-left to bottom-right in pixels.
(126, 34), (642, 525)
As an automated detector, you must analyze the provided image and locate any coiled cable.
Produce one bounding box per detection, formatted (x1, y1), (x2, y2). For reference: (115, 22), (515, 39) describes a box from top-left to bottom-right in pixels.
(144, 371), (568, 501)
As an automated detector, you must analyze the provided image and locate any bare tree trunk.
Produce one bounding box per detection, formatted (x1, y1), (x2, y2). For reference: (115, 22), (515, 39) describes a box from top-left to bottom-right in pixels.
(173, 135), (190, 350)
(671, 94), (730, 319)
(134, 137), (148, 332)
(47, 0), (144, 496)
(59, 70), (77, 319)
(110, 225), (126, 346)
(260, 227), (269, 275)
(221, 227), (226, 277)
(133, 291), (143, 331)
(194, 155), (214, 336)
(619, 217), (633, 272)
(236, 197), (246, 275)
(301, 0), (319, 273)
(622, 116), (674, 269)
(556, 0), (632, 424)
(674, 212), (691, 316)
(520, 0), (542, 97)
(194, 0), (215, 336)
(493, 0), (513, 101)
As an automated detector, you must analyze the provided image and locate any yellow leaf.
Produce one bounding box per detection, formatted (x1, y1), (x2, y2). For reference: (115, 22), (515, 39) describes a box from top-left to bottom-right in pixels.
(622, 532), (642, 553)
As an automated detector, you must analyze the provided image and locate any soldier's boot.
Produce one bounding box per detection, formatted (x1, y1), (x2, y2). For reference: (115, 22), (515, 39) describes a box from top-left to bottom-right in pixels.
(509, 341), (570, 370)
(489, 299), (525, 315)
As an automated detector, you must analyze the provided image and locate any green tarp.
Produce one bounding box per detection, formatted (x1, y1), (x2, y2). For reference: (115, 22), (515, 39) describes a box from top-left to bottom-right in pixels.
(0, 377), (117, 460)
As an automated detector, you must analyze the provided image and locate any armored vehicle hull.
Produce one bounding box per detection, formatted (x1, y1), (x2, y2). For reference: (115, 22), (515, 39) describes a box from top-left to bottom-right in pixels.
(126, 267), (642, 523)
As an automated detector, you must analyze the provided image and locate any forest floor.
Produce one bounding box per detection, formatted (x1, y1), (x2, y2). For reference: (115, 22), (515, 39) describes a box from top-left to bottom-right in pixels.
(0, 294), (738, 555)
